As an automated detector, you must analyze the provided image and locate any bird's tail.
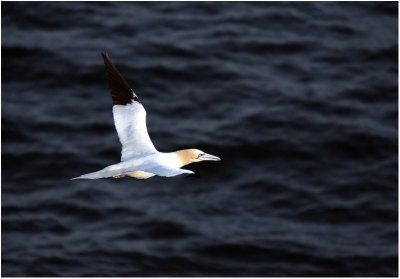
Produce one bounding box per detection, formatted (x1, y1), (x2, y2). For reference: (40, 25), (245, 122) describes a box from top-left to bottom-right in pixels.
(71, 170), (106, 180)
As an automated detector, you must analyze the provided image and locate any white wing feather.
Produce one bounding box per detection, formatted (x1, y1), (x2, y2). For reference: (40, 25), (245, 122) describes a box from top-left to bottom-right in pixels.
(113, 102), (157, 161)
(143, 165), (194, 177)
(72, 162), (193, 179)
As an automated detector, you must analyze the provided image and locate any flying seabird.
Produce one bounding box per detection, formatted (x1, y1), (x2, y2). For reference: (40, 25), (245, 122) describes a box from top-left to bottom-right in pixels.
(72, 52), (220, 180)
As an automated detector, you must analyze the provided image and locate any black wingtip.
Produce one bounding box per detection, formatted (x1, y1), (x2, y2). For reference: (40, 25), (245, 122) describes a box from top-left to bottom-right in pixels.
(101, 51), (139, 106)
(101, 52), (112, 64)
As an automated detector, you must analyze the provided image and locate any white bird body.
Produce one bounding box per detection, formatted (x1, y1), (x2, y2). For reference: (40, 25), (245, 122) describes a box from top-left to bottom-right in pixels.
(74, 151), (188, 179)
(72, 52), (220, 180)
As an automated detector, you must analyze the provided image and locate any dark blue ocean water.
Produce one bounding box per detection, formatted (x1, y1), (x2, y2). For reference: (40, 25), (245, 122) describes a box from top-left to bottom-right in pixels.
(2, 2), (398, 276)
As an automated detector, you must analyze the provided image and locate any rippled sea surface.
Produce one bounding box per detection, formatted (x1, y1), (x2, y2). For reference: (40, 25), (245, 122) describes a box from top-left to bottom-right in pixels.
(2, 2), (398, 276)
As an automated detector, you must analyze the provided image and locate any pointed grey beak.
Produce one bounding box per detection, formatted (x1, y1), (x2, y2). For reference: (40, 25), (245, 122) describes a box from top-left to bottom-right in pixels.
(200, 153), (221, 161)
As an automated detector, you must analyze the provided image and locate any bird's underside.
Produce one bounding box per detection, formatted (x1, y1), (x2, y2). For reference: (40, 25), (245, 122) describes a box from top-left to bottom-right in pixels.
(72, 52), (220, 180)
(113, 171), (154, 179)
(72, 150), (196, 180)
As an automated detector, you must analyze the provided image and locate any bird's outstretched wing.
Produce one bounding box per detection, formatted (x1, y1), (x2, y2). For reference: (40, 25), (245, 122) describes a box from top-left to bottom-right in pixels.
(71, 162), (194, 179)
(143, 165), (194, 177)
(101, 52), (157, 161)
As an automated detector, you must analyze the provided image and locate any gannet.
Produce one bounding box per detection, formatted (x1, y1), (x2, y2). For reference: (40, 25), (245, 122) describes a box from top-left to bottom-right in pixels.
(72, 52), (220, 180)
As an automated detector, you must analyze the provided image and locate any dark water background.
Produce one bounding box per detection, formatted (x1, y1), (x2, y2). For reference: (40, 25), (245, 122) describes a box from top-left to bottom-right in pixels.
(2, 2), (398, 276)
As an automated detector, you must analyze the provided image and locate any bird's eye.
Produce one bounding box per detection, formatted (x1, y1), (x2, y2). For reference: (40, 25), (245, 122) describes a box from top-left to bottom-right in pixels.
(197, 153), (205, 159)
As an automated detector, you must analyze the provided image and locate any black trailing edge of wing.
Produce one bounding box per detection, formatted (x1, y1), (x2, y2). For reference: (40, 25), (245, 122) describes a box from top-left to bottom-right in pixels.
(101, 52), (139, 106)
